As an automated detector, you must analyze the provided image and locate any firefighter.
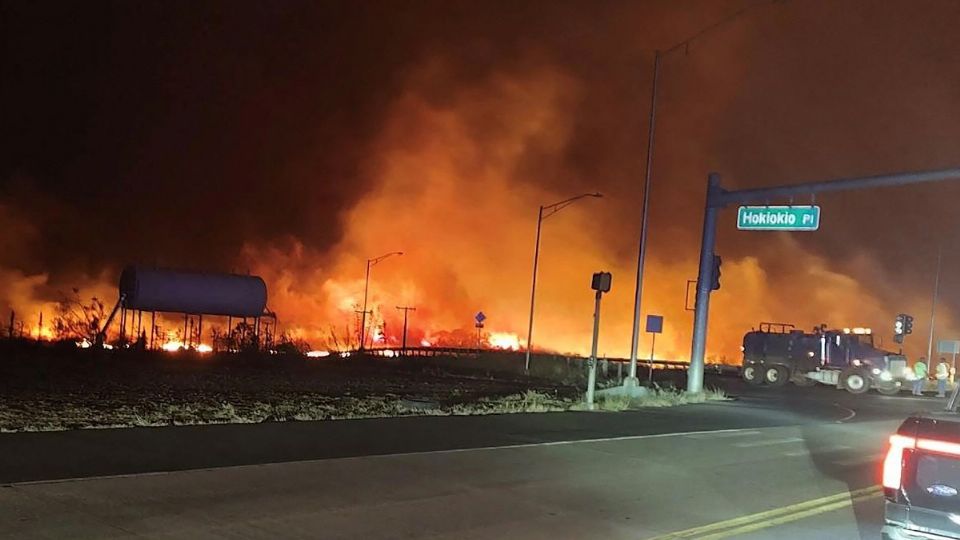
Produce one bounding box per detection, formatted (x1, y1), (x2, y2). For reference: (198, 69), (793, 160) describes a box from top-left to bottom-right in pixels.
(937, 357), (951, 397)
(913, 357), (928, 396)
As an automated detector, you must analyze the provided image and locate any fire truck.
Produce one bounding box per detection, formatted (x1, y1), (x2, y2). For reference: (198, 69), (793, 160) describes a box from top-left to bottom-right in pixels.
(741, 322), (911, 395)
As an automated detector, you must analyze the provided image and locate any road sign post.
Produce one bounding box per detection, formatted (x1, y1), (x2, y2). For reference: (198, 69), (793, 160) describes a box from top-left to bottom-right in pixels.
(646, 314), (663, 383)
(585, 272), (612, 410)
(475, 312), (486, 351)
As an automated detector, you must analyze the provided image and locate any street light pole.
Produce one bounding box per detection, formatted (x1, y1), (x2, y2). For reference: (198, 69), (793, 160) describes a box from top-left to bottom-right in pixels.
(359, 251), (403, 351)
(927, 246), (942, 370)
(628, 50), (660, 382)
(524, 205), (544, 371)
(621, 0), (781, 393)
(524, 192), (602, 372)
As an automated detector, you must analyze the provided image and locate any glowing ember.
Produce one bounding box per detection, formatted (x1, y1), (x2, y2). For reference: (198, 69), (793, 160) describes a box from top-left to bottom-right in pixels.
(488, 332), (521, 350)
(306, 350), (331, 358)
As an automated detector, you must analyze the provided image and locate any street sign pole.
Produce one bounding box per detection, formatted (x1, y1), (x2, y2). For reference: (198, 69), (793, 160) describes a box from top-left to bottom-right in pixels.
(475, 311), (486, 352)
(688, 173), (721, 394)
(585, 272), (612, 410)
(585, 290), (603, 410)
(648, 332), (657, 383)
(644, 314), (664, 383)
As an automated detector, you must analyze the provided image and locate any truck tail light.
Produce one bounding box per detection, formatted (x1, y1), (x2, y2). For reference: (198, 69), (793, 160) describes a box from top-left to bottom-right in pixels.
(883, 434), (915, 490)
(882, 434), (960, 491)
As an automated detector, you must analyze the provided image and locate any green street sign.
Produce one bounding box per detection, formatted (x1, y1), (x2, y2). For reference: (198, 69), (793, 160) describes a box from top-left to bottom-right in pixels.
(737, 205), (820, 231)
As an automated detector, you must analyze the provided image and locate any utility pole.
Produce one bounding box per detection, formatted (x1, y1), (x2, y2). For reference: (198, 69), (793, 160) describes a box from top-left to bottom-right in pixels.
(396, 306), (416, 356)
(360, 251), (403, 351)
(927, 246), (942, 370)
(689, 167), (960, 394)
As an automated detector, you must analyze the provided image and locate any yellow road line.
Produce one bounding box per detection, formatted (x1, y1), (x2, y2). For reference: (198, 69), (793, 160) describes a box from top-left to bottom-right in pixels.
(646, 486), (882, 540)
(696, 491), (880, 540)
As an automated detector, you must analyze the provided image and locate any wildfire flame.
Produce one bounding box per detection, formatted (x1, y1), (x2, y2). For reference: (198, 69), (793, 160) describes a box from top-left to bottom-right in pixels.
(4, 49), (957, 366)
(488, 332), (521, 351)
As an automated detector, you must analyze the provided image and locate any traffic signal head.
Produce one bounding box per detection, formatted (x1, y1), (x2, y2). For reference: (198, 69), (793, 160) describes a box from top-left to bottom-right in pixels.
(711, 255), (722, 291)
(904, 315), (914, 335)
(895, 314), (905, 335)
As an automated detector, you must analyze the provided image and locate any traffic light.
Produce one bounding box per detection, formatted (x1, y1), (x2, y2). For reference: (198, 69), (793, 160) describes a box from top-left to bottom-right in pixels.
(894, 313), (914, 345)
(895, 314), (905, 336)
(711, 255), (722, 290)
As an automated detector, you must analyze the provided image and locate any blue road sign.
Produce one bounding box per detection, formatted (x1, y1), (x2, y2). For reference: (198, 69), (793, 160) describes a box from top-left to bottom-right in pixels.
(646, 314), (664, 334)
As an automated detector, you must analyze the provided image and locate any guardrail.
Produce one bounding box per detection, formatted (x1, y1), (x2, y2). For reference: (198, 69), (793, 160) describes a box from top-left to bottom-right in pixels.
(347, 347), (740, 375)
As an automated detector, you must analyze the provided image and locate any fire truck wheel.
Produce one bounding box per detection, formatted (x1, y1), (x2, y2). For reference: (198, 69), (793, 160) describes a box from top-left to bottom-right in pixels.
(763, 365), (789, 387)
(876, 381), (901, 396)
(841, 367), (871, 394)
(742, 365), (764, 385)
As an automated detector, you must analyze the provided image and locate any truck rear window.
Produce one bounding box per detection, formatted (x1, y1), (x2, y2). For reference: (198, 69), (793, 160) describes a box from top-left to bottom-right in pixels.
(910, 451), (960, 513)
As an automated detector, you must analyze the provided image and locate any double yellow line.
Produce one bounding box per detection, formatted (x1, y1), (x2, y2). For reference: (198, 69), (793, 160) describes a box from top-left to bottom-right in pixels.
(647, 486), (882, 540)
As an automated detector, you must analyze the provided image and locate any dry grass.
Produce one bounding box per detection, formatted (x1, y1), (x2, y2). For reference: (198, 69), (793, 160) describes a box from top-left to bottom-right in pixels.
(581, 387), (729, 412)
(0, 390), (581, 432)
(0, 387), (728, 432)
(448, 390), (574, 415)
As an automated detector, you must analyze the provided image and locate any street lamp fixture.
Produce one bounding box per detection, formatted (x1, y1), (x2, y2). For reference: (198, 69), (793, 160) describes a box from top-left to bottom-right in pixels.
(524, 192), (602, 371)
(360, 251), (403, 351)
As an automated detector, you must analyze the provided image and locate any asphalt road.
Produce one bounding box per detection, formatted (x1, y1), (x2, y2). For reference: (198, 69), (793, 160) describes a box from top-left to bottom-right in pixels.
(0, 380), (950, 539)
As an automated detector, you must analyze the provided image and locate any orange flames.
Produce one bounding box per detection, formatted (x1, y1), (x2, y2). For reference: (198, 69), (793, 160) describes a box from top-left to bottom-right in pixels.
(1, 55), (955, 365)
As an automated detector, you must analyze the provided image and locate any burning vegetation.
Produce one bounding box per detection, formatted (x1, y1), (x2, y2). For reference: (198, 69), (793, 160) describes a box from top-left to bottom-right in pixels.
(3, 1), (960, 364)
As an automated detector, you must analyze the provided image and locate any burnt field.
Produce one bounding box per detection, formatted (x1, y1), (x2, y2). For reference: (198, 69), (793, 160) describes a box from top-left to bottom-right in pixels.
(0, 341), (581, 432)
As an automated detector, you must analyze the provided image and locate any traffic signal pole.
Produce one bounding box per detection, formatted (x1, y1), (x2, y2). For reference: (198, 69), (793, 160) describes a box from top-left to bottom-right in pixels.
(688, 167), (960, 394)
(689, 174), (722, 393)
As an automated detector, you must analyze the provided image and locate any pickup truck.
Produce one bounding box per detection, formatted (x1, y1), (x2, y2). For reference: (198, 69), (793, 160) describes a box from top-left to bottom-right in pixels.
(882, 386), (960, 539)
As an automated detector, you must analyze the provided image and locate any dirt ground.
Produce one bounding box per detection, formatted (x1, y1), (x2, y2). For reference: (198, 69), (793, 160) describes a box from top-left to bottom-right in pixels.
(0, 342), (579, 431)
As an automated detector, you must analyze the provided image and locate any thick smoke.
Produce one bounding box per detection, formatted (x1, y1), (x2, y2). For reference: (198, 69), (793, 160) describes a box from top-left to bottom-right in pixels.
(2, 0), (960, 360)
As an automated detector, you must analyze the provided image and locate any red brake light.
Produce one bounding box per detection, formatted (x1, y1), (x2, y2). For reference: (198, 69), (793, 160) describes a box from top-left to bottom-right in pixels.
(917, 437), (960, 456)
(883, 435), (915, 490)
(881, 433), (960, 490)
